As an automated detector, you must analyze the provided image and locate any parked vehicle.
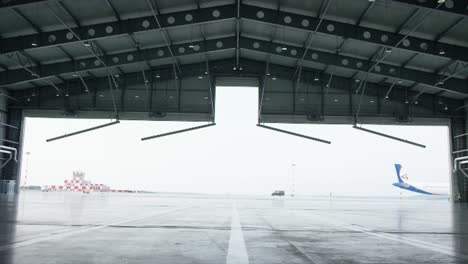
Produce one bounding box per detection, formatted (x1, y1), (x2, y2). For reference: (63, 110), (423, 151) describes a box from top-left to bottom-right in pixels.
(271, 190), (285, 196)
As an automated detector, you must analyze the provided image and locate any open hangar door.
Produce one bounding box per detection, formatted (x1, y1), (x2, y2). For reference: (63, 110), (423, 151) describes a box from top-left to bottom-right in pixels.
(255, 67), (464, 201)
(1, 68), (466, 201)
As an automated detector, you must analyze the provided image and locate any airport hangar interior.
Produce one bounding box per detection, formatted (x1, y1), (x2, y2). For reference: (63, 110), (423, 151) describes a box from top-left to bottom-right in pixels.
(0, 0), (467, 201)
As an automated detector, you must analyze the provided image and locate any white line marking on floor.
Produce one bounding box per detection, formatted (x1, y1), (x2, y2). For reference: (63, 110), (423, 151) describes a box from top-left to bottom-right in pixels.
(226, 202), (249, 264)
(298, 211), (468, 261)
(0, 206), (186, 252)
(340, 223), (468, 260)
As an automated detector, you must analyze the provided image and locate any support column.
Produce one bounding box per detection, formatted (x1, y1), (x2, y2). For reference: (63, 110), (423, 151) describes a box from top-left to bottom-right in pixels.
(0, 89), (23, 194)
(452, 117), (465, 202)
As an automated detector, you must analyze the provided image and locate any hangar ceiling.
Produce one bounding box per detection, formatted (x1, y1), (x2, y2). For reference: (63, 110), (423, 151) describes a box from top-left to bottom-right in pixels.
(0, 0), (467, 122)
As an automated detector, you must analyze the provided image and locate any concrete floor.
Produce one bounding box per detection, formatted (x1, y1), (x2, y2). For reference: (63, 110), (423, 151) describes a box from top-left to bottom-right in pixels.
(1, 192), (468, 264)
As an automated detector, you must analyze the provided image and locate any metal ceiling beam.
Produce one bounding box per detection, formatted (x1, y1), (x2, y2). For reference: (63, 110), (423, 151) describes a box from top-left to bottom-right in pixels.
(55, 1), (81, 27)
(391, 0), (468, 18)
(334, 0), (372, 57)
(394, 8), (420, 34)
(0, 0), (46, 9)
(104, 0), (121, 21)
(1, 0), (466, 20)
(355, 1), (375, 27)
(0, 37), (236, 87)
(10, 58), (462, 113)
(2, 35), (467, 96)
(146, 0), (182, 74)
(435, 17), (464, 41)
(293, 0), (333, 78)
(240, 37), (468, 95)
(12, 8), (42, 33)
(241, 4), (468, 66)
(0, 4), (236, 55)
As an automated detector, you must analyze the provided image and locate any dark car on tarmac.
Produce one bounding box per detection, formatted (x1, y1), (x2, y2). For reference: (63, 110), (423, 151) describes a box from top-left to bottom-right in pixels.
(271, 190), (285, 196)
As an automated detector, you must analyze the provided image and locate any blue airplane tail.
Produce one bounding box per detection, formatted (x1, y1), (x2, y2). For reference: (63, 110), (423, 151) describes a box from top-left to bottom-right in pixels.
(392, 163), (435, 195)
(394, 164), (403, 183)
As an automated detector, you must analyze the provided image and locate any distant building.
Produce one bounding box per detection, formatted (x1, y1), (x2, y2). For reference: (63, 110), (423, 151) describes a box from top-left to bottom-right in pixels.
(42, 171), (110, 192)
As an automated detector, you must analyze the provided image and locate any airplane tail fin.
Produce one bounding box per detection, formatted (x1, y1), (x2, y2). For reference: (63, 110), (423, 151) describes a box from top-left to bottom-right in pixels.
(395, 164), (403, 183)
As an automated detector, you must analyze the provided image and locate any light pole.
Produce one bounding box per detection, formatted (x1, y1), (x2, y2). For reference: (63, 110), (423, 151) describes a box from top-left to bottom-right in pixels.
(23, 152), (31, 188)
(291, 163), (296, 197)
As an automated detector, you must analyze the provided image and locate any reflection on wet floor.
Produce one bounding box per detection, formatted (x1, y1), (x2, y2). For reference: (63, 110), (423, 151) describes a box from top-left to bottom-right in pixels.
(0, 191), (468, 264)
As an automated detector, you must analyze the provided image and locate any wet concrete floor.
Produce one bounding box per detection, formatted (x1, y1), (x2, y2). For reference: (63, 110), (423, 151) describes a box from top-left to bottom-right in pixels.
(1, 191), (468, 264)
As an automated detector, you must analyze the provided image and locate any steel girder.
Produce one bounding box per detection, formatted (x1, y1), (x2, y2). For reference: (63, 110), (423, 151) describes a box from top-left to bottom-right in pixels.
(0, 0), (44, 9)
(0, 4), (236, 54)
(2, 0), (468, 19)
(0, 36), (236, 87)
(1, 3), (467, 66)
(392, 0), (468, 18)
(2, 35), (466, 97)
(239, 37), (468, 95)
(9, 59), (463, 115)
(242, 4), (468, 65)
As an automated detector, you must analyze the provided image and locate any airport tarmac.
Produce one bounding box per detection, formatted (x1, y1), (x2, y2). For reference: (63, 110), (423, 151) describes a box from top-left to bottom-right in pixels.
(0, 191), (468, 264)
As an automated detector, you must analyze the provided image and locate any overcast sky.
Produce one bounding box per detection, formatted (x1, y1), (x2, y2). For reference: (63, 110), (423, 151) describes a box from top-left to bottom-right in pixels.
(19, 86), (450, 196)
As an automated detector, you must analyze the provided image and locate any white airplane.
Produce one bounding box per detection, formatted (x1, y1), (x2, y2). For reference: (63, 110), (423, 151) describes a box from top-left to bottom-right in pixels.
(392, 164), (449, 195)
